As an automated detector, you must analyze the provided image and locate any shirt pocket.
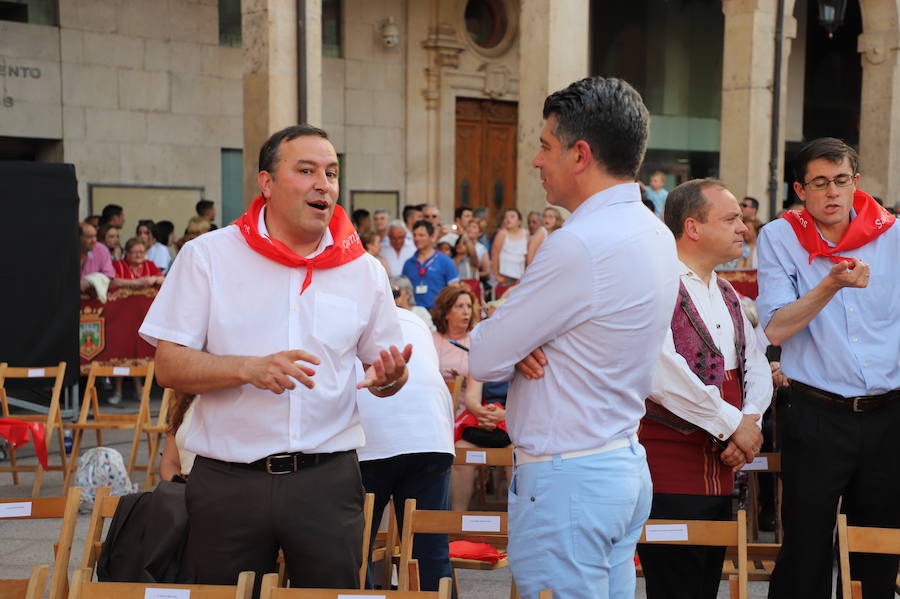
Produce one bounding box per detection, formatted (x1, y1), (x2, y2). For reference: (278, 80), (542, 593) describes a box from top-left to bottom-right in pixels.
(313, 292), (359, 349)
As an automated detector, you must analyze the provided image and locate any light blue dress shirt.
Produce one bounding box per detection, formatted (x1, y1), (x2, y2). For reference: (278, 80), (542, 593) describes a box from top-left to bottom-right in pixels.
(469, 183), (680, 455)
(756, 218), (900, 397)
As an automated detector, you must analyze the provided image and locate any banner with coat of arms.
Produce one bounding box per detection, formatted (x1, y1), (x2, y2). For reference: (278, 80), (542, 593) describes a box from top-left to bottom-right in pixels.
(79, 307), (105, 360)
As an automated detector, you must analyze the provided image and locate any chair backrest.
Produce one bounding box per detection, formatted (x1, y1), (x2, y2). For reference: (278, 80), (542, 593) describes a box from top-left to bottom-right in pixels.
(259, 572), (451, 599)
(76, 361), (155, 425)
(447, 375), (464, 414)
(80, 487), (121, 573)
(837, 513), (900, 599)
(68, 567), (254, 599)
(639, 511), (748, 599)
(0, 486), (81, 599)
(398, 498), (509, 591)
(453, 446), (514, 467)
(460, 278), (483, 306)
(359, 492), (375, 586)
(0, 362), (67, 431)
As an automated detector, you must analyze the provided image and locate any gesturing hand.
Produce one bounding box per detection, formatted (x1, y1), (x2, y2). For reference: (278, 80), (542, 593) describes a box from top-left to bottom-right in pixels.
(827, 258), (869, 290)
(358, 344), (413, 392)
(240, 349), (321, 394)
(515, 347), (547, 380)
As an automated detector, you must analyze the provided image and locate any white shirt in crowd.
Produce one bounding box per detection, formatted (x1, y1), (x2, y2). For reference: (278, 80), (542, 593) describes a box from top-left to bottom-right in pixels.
(470, 183), (680, 455)
(146, 241), (171, 273)
(383, 241), (416, 277)
(356, 307), (455, 462)
(648, 262), (773, 439)
(139, 207), (402, 462)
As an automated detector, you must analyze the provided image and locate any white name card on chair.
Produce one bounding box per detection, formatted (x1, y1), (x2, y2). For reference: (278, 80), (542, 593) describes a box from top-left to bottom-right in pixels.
(462, 515), (501, 532)
(27, 368), (45, 377)
(113, 367), (131, 375)
(466, 450), (487, 464)
(144, 589), (190, 599)
(741, 456), (769, 471)
(645, 523), (689, 542)
(0, 501), (32, 517)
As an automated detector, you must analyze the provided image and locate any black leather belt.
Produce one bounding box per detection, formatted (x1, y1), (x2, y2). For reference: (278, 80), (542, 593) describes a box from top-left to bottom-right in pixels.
(792, 381), (900, 413)
(224, 450), (350, 475)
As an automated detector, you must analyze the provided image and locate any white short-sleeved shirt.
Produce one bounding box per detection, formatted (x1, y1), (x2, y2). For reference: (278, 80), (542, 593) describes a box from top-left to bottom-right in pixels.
(356, 307), (455, 462)
(139, 213), (403, 462)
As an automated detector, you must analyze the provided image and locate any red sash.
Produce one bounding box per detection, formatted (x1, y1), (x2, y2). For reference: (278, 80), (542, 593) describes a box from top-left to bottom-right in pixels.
(235, 195), (365, 293)
(782, 190), (895, 264)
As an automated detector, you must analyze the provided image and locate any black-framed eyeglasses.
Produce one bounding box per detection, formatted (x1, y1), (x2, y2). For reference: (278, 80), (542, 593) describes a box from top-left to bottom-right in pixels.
(801, 173), (857, 191)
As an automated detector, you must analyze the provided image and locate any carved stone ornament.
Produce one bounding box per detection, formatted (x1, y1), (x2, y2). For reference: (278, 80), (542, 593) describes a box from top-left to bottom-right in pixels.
(481, 63), (511, 98)
(422, 22), (466, 69)
(858, 30), (900, 66)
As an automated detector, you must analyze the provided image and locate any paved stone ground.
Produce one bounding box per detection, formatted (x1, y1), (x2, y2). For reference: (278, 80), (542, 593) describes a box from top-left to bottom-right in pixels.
(0, 394), (786, 597)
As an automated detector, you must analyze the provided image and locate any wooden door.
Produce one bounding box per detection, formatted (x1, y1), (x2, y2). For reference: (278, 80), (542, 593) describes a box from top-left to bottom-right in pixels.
(455, 98), (517, 232)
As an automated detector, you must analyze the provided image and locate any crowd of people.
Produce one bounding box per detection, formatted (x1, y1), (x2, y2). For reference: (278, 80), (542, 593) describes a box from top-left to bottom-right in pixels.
(61, 74), (900, 599)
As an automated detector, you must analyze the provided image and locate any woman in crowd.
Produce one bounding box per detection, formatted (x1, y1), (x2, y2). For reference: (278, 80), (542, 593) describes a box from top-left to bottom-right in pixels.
(136, 220), (171, 274)
(155, 220), (177, 264)
(391, 275), (434, 330)
(465, 221), (491, 279)
(526, 206), (566, 266)
(736, 217), (763, 269)
(159, 392), (197, 481)
(526, 210), (542, 237)
(361, 231), (390, 272)
(430, 284), (478, 385)
(175, 216), (212, 251)
(99, 223), (123, 261)
(452, 234), (480, 280)
(490, 208), (527, 285)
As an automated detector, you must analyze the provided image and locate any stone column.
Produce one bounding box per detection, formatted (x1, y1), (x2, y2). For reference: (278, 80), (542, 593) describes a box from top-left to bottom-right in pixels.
(516, 0), (589, 215)
(857, 29), (900, 202)
(720, 0), (795, 220)
(241, 0), (322, 206)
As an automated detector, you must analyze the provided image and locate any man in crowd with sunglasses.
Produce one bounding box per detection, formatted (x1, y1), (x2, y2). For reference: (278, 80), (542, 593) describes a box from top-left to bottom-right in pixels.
(757, 137), (900, 598)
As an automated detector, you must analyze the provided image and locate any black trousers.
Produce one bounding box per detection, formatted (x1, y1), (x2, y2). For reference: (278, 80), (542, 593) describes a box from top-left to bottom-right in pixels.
(183, 452), (365, 596)
(768, 386), (900, 599)
(637, 493), (731, 599)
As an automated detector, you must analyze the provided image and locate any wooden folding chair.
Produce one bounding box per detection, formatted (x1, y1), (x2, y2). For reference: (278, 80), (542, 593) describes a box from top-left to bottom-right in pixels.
(454, 446), (513, 507)
(446, 376), (465, 415)
(637, 510), (749, 599)
(80, 487), (119, 575)
(136, 388), (173, 491)
(259, 572), (452, 599)
(0, 487), (81, 599)
(67, 567), (254, 599)
(837, 513), (900, 599)
(63, 361), (155, 492)
(740, 452), (783, 542)
(0, 565), (49, 599)
(398, 498), (517, 597)
(724, 542), (780, 582)
(0, 362), (68, 496)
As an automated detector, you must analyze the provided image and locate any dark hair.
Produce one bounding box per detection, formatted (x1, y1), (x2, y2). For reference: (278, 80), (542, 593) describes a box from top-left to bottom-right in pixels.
(352, 209), (371, 229)
(98, 223), (120, 245)
(360, 231), (380, 248)
(100, 204), (123, 224)
(542, 76), (649, 179)
(402, 205), (420, 222)
(258, 124), (329, 174)
(156, 220), (174, 244)
(504, 208), (522, 221)
(742, 196), (759, 210)
(454, 206), (472, 220)
(412, 219), (434, 236)
(136, 219), (158, 242)
(167, 392), (196, 435)
(642, 199), (656, 212)
(195, 199), (214, 216)
(794, 137), (859, 183)
(663, 178), (726, 240)
(431, 284), (480, 335)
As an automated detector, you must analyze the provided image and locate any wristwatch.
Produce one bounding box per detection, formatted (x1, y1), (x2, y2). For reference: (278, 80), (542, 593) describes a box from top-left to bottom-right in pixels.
(372, 380), (399, 393)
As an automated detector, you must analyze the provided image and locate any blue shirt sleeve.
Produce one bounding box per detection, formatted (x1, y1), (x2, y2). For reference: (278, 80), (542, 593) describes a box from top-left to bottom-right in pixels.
(443, 254), (459, 284)
(756, 221), (800, 330)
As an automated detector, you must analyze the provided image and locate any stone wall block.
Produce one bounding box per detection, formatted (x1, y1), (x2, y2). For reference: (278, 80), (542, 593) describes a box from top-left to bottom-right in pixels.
(144, 40), (171, 72)
(322, 57), (345, 88)
(345, 89), (376, 125)
(63, 106), (86, 139)
(147, 112), (205, 146)
(371, 152), (404, 191)
(116, 2), (168, 38)
(82, 32), (144, 69)
(373, 90), (404, 128)
(118, 69), (170, 112)
(0, 21), (60, 60)
(169, 42), (207, 74)
(62, 139), (122, 183)
(58, 0), (119, 33)
(60, 29), (84, 63)
(344, 22), (377, 60)
(171, 72), (222, 114)
(322, 85), (345, 123)
(218, 47), (243, 79)
(219, 78), (244, 116)
(167, 1), (218, 44)
(62, 63), (118, 108)
(118, 142), (170, 183)
(85, 107), (148, 142)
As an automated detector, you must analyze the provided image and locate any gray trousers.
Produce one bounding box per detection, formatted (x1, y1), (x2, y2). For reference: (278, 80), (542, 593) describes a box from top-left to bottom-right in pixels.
(183, 452), (364, 596)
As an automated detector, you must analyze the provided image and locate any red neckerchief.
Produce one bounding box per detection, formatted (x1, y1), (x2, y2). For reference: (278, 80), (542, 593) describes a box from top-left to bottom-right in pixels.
(782, 189), (895, 264)
(236, 195), (365, 294)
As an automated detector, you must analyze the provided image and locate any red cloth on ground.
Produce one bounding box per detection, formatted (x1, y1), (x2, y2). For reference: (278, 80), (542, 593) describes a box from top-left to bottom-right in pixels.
(235, 195), (365, 294)
(449, 541), (505, 563)
(782, 189), (895, 264)
(0, 418), (48, 469)
(640, 371), (743, 496)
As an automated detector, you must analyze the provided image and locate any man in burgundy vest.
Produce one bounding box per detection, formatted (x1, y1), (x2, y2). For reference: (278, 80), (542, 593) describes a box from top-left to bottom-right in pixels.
(638, 179), (773, 598)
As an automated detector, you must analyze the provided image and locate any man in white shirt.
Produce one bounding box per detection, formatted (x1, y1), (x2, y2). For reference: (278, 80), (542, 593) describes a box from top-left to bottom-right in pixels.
(140, 124), (410, 592)
(383, 220), (416, 276)
(469, 77), (680, 599)
(637, 178), (772, 598)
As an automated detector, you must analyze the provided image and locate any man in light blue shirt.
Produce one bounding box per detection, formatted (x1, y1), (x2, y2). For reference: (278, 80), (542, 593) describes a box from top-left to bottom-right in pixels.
(646, 171), (669, 215)
(758, 137), (900, 599)
(470, 77), (679, 599)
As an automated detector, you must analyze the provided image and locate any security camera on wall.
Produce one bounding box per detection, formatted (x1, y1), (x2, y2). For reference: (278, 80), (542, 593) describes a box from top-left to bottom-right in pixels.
(381, 17), (399, 48)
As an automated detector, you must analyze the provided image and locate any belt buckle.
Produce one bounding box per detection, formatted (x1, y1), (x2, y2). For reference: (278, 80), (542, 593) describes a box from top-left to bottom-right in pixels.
(851, 397), (864, 413)
(265, 454), (297, 475)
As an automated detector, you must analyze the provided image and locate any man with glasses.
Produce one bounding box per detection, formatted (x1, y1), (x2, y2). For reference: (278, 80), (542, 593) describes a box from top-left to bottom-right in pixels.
(422, 204), (444, 239)
(757, 137), (900, 598)
(740, 196), (759, 219)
